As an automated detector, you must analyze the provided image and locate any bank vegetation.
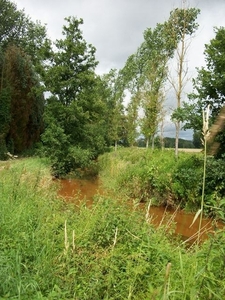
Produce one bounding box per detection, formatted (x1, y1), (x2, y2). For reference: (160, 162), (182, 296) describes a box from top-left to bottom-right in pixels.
(0, 154), (225, 299)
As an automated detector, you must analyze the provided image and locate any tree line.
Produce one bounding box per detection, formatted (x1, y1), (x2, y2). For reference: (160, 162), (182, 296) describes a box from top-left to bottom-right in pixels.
(0, 0), (225, 175)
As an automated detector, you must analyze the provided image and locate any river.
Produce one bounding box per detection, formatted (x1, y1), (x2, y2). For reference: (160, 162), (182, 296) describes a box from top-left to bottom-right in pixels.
(57, 177), (223, 244)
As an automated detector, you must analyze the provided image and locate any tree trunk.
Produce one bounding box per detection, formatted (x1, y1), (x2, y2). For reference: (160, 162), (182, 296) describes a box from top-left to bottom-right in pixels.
(146, 137), (149, 149)
(151, 135), (155, 150)
(114, 140), (117, 151)
(175, 121), (180, 159)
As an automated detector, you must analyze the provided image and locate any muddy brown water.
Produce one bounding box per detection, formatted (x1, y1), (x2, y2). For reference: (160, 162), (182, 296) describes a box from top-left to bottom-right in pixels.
(57, 178), (223, 244)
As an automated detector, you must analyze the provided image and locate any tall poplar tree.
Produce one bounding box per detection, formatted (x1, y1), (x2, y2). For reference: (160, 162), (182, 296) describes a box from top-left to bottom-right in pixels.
(167, 6), (200, 158)
(121, 53), (144, 147)
(122, 21), (176, 148)
(102, 69), (126, 150)
(139, 26), (167, 148)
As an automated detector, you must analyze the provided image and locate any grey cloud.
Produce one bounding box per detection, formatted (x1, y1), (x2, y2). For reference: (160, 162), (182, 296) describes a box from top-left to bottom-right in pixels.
(14, 0), (225, 140)
(15, 0), (225, 73)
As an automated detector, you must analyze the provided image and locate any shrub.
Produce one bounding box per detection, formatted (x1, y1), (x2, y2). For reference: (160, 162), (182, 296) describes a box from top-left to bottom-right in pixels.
(99, 149), (179, 205)
(99, 148), (225, 217)
(41, 123), (94, 177)
(171, 155), (203, 209)
(205, 157), (225, 196)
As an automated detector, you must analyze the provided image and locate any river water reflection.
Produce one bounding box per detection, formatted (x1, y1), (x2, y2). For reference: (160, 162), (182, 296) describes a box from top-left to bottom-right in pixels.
(58, 178), (223, 244)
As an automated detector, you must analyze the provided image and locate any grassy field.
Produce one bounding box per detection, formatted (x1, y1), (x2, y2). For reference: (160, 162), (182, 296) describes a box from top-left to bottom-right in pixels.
(177, 148), (202, 153)
(139, 148), (202, 153)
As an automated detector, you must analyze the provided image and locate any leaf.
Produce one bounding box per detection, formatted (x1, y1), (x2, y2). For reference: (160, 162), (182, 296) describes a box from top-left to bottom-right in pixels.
(189, 209), (202, 228)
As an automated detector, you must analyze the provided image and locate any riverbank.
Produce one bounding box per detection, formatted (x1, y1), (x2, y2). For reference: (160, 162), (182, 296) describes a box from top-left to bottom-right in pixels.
(58, 177), (223, 244)
(0, 156), (225, 299)
(98, 147), (225, 221)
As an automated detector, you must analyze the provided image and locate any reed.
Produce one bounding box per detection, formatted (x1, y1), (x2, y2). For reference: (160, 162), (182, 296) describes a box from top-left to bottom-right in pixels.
(163, 262), (172, 300)
(198, 105), (210, 244)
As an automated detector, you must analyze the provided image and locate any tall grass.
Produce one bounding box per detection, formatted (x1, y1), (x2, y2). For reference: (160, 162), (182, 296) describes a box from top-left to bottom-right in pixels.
(0, 158), (63, 298)
(1, 156), (225, 299)
(98, 148), (203, 208)
(99, 147), (225, 220)
(198, 105), (210, 243)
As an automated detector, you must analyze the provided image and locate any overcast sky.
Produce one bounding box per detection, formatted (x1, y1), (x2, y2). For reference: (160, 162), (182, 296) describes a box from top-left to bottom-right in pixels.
(13, 0), (225, 139)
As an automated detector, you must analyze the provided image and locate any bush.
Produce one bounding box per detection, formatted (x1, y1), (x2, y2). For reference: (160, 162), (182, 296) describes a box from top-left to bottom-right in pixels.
(205, 157), (225, 196)
(171, 155), (203, 209)
(99, 148), (225, 218)
(41, 123), (94, 177)
(99, 148), (179, 205)
(171, 155), (225, 217)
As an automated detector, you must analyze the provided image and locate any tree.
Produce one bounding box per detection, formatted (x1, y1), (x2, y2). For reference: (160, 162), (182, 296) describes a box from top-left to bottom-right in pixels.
(140, 89), (164, 149)
(123, 22), (176, 148)
(0, 0), (25, 45)
(0, 0), (51, 72)
(45, 17), (97, 105)
(193, 130), (202, 148)
(0, 0), (52, 157)
(126, 94), (139, 147)
(167, 6), (200, 158)
(120, 52), (144, 147)
(0, 45), (44, 154)
(18, 20), (52, 81)
(186, 27), (225, 156)
(101, 69), (126, 150)
(42, 17), (109, 175)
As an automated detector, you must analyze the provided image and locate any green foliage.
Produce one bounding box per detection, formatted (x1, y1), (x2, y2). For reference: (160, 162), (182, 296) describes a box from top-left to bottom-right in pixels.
(0, 158), (64, 298)
(196, 230), (225, 299)
(205, 157), (225, 196)
(166, 7), (200, 39)
(0, 0), (25, 46)
(163, 137), (195, 148)
(18, 20), (52, 78)
(0, 0), (52, 74)
(1, 157), (225, 299)
(193, 130), (202, 148)
(99, 148), (177, 205)
(171, 155), (203, 208)
(41, 122), (94, 177)
(101, 69), (126, 148)
(167, 7), (200, 158)
(125, 94), (139, 146)
(122, 20), (177, 148)
(120, 8), (200, 150)
(99, 148), (225, 219)
(1, 44), (44, 154)
(184, 27), (225, 157)
(0, 1), (52, 156)
(0, 86), (11, 159)
(40, 122), (70, 176)
(41, 86), (108, 176)
(45, 17), (97, 106)
(203, 157), (225, 220)
(50, 147), (93, 178)
(41, 18), (111, 175)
